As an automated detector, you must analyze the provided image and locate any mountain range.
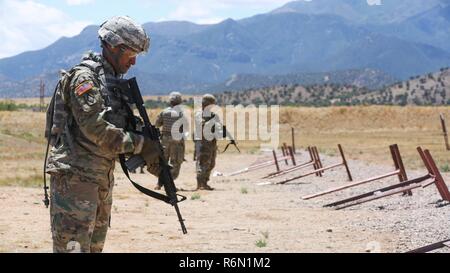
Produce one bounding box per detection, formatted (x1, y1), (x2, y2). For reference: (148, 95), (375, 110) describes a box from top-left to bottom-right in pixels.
(1, 0), (450, 98)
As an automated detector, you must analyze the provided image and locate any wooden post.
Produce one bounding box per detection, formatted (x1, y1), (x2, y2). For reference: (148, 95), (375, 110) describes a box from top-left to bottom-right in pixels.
(440, 114), (450, 151)
(291, 128), (296, 154)
(39, 79), (45, 112)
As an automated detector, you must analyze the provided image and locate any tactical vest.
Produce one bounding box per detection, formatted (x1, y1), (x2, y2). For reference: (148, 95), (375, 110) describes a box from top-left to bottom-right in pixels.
(194, 110), (221, 142)
(159, 107), (184, 137)
(73, 58), (137, 132)
(45, 56), (137, 149)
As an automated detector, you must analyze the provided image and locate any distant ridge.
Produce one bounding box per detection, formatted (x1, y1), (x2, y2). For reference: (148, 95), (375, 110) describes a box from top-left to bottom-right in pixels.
(216, 67), (450, 106)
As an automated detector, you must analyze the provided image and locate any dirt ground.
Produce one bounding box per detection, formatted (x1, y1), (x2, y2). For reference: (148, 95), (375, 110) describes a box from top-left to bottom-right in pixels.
(1, 149), (449, 253)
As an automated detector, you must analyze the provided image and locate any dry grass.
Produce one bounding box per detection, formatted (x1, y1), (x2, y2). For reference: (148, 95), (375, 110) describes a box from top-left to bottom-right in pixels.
(0, 105), (449, 187)
(277, 106), (450, 170)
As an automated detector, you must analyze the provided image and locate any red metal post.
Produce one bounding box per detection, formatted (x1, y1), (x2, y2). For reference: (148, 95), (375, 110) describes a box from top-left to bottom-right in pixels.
(277, 162), (344, 185)
(324, 174), (432, 208)
(307, 147), (318, 175)
(288, 146), (296, 166)
(302, 170), (400, 200)
(281, 145), (287, 165)
(338, 144), (353, 181)
(312, 147), (323, 177)
(264, 161), (316, 179)
(390, 144), (412, 196)
(283, 143), (289, 165)
(324, 147), (449, 209)
(262, 147), (316, 179)
(334, 183), (423, 210)
(423, 149), (450, 201)
(417, 147), (433, 174)
(272, 150), (280, 172)
(303, 145), (404, 200)
(406, 239), (450, 253)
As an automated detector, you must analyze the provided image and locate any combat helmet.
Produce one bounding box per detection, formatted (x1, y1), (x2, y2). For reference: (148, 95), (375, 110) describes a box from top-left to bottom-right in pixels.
(98, 16), (150, 53)
(169, 92), (182, 106)
(202, 94), (216, 107)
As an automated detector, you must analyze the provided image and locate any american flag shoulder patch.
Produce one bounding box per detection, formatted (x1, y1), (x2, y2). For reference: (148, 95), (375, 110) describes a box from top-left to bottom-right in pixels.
(75, 81), (94, 96)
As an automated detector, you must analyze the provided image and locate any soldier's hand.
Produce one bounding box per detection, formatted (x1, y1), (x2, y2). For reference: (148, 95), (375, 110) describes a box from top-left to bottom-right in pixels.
(146, 160), (161, 177)
(140, 138), (162, 176)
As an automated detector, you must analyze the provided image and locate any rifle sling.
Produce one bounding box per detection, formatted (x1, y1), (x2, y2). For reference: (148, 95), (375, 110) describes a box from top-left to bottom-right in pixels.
(119, 155), (172, 204)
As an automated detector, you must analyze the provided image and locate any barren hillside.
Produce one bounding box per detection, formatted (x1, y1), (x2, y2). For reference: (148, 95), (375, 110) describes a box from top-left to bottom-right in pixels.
(217, 67), (450, 106)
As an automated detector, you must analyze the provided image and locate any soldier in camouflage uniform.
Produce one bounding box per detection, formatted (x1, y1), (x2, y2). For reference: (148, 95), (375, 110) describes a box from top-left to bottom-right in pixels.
(154, 92), (188, 190)
(45, 16), (161, 253)
(194, 94), (222, 191)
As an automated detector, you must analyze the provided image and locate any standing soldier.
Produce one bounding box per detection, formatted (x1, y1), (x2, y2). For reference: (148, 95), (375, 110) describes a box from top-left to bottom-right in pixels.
(45, 16), (161, 253)
(154, 92), (188, 190)
(194, 94), (222, 191)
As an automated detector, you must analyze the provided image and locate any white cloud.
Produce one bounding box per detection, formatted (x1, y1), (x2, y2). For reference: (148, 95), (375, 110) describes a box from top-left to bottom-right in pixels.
(158, 0), (290, 24)
(0, 0), (92, 58)
(156, 0), (222, 24)
(66, 0), (95, 5)
(367, 0), (382, 5)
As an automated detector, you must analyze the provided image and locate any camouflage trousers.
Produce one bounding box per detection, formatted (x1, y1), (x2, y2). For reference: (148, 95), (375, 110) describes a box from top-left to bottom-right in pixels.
(49, 169), (114, 253)
(161, 136), (185, 180)
(195, 140), (217, 185)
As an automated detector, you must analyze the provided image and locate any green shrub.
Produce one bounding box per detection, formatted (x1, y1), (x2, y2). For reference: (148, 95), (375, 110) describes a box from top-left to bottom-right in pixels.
(191, 193), (201, 200)
(0, 101), (19, 111)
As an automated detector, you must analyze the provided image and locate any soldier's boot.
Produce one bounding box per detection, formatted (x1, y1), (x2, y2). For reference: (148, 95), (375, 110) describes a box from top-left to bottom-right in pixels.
(202, 182), (214, 191)
(196, 178), (206, 191)
(196, 180), (202, 191)
(197, 179), (214, 191)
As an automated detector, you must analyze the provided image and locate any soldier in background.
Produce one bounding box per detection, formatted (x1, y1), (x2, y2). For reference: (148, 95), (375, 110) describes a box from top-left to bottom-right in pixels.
(154, 92), (188, 190)
(194, 94), (222, 191)
(45, 16), (161, 253)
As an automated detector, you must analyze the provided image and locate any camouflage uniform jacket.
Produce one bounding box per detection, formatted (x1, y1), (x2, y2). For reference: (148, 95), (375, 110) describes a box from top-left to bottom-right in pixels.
(46, 52), (143, 180)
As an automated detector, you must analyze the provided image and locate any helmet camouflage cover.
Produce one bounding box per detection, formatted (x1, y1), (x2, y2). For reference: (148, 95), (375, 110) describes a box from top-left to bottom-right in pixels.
(202, 94), (216, 107)
(98, 15), (150, 53)
(169, 92), (182, 106)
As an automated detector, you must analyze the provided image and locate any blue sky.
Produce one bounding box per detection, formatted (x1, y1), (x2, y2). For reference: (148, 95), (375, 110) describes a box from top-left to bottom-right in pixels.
(0, 0), (293, 58)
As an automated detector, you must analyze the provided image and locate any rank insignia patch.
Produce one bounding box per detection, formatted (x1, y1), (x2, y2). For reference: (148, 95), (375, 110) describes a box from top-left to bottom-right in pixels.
(75, 81), (94, 96)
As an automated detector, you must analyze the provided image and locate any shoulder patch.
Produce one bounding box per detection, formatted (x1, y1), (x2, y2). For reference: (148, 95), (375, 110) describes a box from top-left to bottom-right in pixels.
(75, 81), (94, 96)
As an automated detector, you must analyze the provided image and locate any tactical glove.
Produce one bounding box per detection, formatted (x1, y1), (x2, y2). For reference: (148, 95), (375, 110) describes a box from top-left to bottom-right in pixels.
(140, 138), (162, 176)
